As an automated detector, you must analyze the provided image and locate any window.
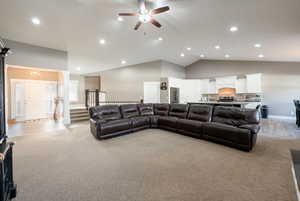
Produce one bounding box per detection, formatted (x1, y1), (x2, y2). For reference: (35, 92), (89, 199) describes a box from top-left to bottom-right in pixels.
(69, 80), (79, 102)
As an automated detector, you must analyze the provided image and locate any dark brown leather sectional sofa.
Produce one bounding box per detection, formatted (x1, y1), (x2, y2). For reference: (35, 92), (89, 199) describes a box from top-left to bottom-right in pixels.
(89, 104), (261, 151)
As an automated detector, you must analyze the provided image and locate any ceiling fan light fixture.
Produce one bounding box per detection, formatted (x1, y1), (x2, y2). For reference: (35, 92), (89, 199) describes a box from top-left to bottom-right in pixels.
(139, 14), (151, 23)
(118, 1), (169, 30)
(140, 9), (148, 15)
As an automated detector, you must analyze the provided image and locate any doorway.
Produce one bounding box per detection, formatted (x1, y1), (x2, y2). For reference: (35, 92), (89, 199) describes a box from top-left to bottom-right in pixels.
(143, 82), (160, 103)
(11, 79), (58, 121)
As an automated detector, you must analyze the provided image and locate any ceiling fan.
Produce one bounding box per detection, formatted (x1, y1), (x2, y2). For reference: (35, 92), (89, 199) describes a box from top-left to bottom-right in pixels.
(118, 0), (170, 30)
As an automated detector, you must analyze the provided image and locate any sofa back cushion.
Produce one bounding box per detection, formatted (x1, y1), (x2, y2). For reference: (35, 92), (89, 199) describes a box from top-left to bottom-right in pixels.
(154, 104), (170, 116)
(188, 104), (213, 122)
(89, 105), (121, 121)
(138, 104), (154, 116)
(120, 104), (140, 119)
(169, 104), (189, 118)
(212, 106), (260, 126)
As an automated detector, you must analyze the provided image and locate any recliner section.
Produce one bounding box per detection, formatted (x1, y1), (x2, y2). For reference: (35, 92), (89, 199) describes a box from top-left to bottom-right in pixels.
(157, 104), (189, 131)
(177, 105), (213, 137)
(89, 105), (132, 139)
(120, 104), (150, 131)
(89, 103), (261, 151)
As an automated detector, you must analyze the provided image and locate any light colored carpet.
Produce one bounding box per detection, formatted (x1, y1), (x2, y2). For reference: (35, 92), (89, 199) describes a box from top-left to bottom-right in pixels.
(11, 125), (300, 201)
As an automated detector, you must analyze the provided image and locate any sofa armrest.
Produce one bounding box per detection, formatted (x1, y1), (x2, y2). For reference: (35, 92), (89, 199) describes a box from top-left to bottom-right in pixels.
(90, 119), (106, 139)
(239, 124), (260, 134)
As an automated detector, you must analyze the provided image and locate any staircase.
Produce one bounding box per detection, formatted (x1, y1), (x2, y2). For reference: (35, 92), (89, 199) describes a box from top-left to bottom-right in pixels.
(70, 108), (89, 122)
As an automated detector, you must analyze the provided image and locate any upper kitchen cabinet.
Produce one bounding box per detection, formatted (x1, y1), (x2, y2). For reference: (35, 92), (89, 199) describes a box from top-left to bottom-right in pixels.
(208, 79), (217, 94)
(200, 79), (209, 94)
(200, 79), (217, 94)
(236, 76), (247, 94)
(216, 76), (237, 90)
(181, 79), (201, 103)
(246, 73), (262, 93)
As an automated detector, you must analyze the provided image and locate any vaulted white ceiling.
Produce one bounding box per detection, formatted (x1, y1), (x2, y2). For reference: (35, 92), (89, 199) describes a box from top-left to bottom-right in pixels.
(1, 0), (300, 74)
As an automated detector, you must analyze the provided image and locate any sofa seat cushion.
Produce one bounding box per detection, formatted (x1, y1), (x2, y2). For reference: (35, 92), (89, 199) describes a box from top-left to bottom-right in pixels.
(131, 116), (150, 128)
(177, 119), (203, 134)
(203, 122), (251, 145)
(158, 116), (178, 128)
(100, 119), (131, 135)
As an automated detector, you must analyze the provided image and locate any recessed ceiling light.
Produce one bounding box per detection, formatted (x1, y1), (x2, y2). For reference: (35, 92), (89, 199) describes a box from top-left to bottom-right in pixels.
(186, 47), (191, 51)
(117, 16), (123, 21)
(258, 54), (264, 58)
(254, 43), (262, 48)
(225, 54), (230, 58)
(31, 17), (40, 25)
(158, 37), (163, 41)
(76, 67), (81, 71)
(99, 39), (106, 45)
(121, 60), (127, 64)
(230, 26), (238, 32)
(215, 45), (220, 50)
(200, 54), (205, 58)
(180, 53), (185, 57)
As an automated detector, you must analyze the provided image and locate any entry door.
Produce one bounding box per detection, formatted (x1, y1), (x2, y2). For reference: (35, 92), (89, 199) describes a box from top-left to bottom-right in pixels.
(24, 81), (49, 120)
(143, 82), (160, 103)
(12, 80), (57, 121)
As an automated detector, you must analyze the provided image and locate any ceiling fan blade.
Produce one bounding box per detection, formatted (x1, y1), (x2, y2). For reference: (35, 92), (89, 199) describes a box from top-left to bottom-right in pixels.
(150, 6), (170, 15)
(150, 18), (162, 28)
(118, 13), (138, 16)
(134, 21), (142, 30)
(138, 0), (146, 11)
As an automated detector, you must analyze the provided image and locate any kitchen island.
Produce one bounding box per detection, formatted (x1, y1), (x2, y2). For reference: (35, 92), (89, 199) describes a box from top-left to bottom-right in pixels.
(188, 101), (261, 109)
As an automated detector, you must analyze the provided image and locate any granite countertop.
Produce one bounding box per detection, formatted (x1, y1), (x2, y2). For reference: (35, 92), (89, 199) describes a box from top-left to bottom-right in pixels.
(188, 101), (258, 105)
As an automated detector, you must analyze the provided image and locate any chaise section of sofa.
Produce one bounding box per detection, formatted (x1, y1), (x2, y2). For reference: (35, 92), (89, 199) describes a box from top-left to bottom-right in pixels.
(202, 106), (260, 151)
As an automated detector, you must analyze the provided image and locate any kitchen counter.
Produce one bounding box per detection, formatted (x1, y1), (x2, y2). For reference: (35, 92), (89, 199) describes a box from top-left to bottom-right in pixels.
(189, 101), (251, 105)
(188, 101), (261, 108)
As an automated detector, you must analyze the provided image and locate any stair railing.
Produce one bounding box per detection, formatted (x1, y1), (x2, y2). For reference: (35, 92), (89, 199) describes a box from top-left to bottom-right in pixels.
(85, 89), (142, 109)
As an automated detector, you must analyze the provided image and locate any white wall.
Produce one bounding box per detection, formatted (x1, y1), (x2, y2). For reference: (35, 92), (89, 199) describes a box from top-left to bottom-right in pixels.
(100, 60), (185, 102)
(6, 40), (68, 71)
(161, 61), (185, 79)
(100, 61), (162, 102)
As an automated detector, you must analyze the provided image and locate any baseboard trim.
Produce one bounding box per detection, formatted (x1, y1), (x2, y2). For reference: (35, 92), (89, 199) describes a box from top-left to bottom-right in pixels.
(269, 115), (296, 120)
